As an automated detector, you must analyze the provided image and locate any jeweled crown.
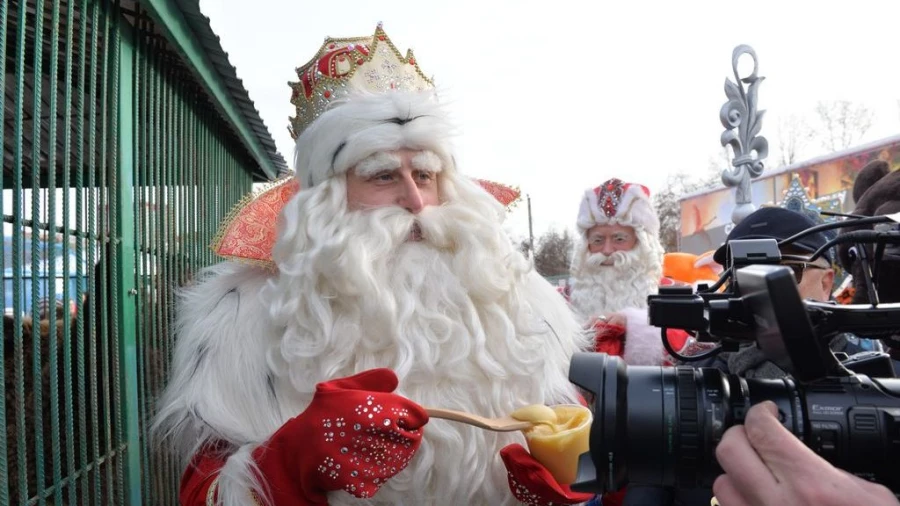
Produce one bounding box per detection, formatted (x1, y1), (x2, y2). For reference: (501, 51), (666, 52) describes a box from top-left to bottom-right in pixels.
(288, 23), (435, 140)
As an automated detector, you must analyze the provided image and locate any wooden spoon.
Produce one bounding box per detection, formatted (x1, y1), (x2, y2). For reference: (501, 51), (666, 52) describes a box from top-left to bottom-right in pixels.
(425, 407), (534, 432)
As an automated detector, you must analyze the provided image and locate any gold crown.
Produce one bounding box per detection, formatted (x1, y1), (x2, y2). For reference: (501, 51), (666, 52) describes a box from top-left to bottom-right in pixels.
(288, 23), (435, 140)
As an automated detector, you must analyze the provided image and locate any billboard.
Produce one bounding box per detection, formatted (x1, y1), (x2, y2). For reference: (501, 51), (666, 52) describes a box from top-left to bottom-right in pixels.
(679, 135), (900, 255)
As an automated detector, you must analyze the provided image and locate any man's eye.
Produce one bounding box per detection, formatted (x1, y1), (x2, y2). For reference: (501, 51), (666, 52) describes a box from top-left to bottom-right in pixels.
(372, 172), (394, 182)
(416, 171), (435, 182)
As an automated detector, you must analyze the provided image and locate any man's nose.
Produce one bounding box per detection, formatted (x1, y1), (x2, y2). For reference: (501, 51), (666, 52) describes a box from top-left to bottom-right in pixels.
(398, 174), (425, 214)
(601, 242), (615, 255)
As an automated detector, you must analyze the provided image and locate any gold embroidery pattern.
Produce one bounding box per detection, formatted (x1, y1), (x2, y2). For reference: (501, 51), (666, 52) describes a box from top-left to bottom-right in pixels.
(203, 474), (265, 506)
(476, 178), (521, 210)
(210, 176), (300, 270)
(206, 475), (220, 506)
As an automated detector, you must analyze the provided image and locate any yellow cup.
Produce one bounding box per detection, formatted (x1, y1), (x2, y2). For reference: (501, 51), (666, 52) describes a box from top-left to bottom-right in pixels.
(521, 404), (592, 485)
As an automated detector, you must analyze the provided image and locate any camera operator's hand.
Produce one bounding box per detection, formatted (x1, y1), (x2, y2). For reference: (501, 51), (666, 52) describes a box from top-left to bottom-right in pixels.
(713, 401), (899, 506)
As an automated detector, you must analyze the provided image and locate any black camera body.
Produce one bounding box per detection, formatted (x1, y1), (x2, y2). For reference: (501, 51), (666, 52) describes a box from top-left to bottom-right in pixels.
(569, 352), (900, 494)
(567, 221), (900, 496)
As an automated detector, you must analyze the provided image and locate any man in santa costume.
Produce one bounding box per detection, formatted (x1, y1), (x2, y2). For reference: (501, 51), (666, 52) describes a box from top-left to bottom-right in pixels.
(153, 25), (596, 506)
(568, 178), (688, 366)
(567, 182), (704, 506)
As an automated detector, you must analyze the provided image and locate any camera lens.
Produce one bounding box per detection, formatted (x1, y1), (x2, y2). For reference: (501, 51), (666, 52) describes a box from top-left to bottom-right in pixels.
(569, 352), (900, 494)
(571, 353), (801, 490)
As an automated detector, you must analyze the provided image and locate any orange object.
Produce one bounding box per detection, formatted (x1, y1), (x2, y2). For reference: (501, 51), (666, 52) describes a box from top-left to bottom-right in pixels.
(834, 284), (856, 305)
(662, 251), (722, 286)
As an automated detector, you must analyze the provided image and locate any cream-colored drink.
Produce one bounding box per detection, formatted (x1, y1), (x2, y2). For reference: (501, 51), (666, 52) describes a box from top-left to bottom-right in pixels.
(511, 404), (592, 485)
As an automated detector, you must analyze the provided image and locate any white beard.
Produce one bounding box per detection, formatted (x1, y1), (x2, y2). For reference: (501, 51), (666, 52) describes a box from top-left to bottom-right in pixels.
(568, 232), (663, 323)
(259, 175), (586, 505)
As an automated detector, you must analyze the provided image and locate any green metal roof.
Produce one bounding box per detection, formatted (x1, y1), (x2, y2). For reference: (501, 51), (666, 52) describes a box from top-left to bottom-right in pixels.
(142, 0), (289, 180)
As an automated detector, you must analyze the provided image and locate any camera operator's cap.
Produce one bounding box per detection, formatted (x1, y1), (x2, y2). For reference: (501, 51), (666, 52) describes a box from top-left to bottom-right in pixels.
(713, 206), (834, 266)
(576, 178), (658, 236)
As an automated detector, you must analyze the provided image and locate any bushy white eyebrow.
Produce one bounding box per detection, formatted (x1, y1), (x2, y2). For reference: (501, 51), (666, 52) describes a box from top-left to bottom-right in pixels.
(354, 152), (402, 177)
(411, 150), (442, 173)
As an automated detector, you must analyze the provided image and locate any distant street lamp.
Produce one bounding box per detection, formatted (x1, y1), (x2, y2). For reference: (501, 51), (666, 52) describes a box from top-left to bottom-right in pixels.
(719, 45), (769, 224)
(527, 194), (535, 260)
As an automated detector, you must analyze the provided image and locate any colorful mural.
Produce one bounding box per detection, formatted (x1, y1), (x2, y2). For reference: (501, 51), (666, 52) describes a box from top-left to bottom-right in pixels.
(679, 135), (900, 254)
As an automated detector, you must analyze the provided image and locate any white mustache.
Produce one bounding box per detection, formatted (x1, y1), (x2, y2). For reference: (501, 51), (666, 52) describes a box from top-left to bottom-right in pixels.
(350, 207), (416, 240)
(586, 250), (631, 268)
(348, 206), (454, 249)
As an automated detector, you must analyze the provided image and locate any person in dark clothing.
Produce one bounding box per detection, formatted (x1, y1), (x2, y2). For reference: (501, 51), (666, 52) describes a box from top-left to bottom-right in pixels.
(624, 207), (878, 506)
(709, 164), (900, 506)
(837, 160), (900, 374)
(692, 206), (883, 379)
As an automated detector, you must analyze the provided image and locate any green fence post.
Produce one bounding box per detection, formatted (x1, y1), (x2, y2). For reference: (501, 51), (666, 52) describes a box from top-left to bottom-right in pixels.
(0, 0), (8, 501)
(116, 15), (142, 506)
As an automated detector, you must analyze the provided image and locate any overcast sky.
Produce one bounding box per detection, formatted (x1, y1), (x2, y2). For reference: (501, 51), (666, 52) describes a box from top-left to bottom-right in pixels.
(198, 0), (900, 240)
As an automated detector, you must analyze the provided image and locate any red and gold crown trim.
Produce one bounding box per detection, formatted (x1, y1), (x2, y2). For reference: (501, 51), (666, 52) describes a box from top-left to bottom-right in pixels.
(288, 23), (435, 140)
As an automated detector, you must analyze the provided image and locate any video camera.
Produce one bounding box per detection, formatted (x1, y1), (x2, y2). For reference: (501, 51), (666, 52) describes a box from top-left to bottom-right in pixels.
(567, 213), (900, 495)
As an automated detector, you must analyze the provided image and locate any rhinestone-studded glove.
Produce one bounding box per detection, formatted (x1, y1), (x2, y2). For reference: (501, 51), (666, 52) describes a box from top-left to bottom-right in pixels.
(500, 444), (595, 506)
(252, 368), (428, 505)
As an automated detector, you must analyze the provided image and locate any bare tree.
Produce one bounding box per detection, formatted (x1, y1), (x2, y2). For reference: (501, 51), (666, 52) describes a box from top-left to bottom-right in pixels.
(533, 227), (574, 277)
(654, 168), (720, 253)
(776, 113), (816, 167)
(814, 100), (874, 152)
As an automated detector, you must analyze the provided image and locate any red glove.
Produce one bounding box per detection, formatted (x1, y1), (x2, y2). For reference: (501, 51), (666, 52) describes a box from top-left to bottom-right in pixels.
(182, 368), (428, 505)
(500, 444), (595, 506)
(593, 321), (626, 357)
(661, 328), (691, 366)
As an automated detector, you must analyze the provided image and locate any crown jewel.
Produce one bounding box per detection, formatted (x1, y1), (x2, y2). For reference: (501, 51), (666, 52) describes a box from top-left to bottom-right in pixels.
(595, 178), (625, 217)
(288, 24), (435, 139)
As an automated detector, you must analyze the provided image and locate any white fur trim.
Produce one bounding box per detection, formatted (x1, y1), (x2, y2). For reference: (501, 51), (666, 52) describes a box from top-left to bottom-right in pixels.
(151, 262), (285, 464)
(620, 306), (666, 365)
(217, 444), (270, 506)
(576, 184), (660, 237)
(292, 91), (455, 188)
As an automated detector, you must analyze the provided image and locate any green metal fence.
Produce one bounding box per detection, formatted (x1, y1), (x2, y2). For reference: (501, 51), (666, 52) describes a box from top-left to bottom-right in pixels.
(2, 1), (278, 503)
